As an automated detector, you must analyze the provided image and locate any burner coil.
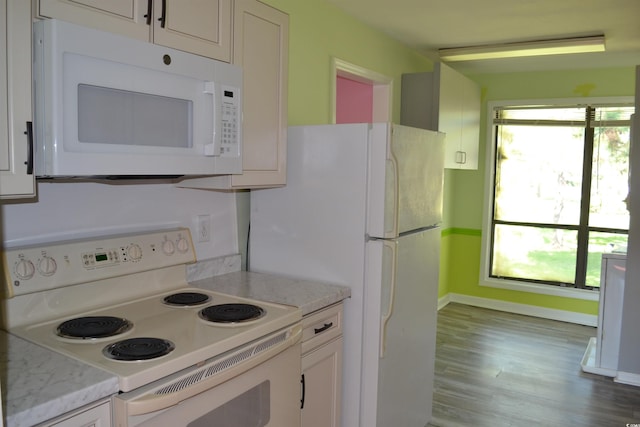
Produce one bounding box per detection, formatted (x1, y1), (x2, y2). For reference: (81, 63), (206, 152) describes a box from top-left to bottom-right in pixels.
(199, 303), (265, 323)
(56, 316), (133, 339)
(103, 337), (175, 361)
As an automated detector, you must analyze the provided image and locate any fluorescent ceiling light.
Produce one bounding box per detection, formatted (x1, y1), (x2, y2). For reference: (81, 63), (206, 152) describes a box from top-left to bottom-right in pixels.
(439, 35), (605, 62)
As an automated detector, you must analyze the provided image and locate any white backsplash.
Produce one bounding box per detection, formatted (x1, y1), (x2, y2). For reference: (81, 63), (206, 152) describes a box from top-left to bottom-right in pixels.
(1, 180), (238, 261)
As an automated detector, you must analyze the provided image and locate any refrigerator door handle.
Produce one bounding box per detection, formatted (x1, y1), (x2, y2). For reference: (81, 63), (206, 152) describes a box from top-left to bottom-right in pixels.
(380, 239), (398, 358)
(387, 148), (400, 238)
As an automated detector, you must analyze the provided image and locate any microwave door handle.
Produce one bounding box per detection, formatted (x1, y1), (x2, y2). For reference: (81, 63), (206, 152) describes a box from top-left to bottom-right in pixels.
(203, 82), (220, 157)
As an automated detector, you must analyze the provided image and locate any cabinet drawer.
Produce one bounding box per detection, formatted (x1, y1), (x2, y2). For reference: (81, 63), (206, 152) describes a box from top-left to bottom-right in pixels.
(302, 303), (343, 354)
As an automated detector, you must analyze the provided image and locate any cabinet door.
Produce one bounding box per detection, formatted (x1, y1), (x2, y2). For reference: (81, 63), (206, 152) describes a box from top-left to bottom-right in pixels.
(436, 62), (480, 170)
(174, 0), (288, 190)
(0, 0), (35, 199)
(153, 0), (231, 62)
(436, 63), (464, 168)
(38, 0), (150, 41)
(43, 399), (111, 427)
(301, 337), (343, 427)
(231, 0), (288, 188)
(459, 73), (480, 170)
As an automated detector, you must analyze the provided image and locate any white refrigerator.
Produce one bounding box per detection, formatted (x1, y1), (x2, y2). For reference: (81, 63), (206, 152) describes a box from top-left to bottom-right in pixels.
(249, 123), (444, 427)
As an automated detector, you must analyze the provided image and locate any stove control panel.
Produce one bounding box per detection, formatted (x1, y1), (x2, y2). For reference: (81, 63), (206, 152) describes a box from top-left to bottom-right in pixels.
(3, 228), (196, 297)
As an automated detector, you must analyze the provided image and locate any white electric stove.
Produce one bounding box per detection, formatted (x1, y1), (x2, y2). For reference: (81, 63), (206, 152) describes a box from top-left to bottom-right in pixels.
(2, 228), (303, 426)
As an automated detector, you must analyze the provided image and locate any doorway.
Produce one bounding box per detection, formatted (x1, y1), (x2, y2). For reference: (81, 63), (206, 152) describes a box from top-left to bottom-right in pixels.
(331, 58), (392, 124)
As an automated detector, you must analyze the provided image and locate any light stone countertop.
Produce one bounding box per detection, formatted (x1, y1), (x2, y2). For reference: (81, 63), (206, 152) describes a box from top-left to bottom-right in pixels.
(0, 330), (118, 427)
(190, 271), (351, 316)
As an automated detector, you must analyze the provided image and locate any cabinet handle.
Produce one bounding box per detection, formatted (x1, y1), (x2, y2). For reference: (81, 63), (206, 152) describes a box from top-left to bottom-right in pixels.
(158, 0), (167, 28)
(300, 374), (306, 409)
(314, 322), (333, 334)
(144, 0), (152, 25)
(24, 121), (33, 175)
(455, 150), (467, 164)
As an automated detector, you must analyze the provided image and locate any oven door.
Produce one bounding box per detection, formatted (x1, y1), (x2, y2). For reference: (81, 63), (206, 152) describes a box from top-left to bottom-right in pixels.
(113, 325), (302, 427)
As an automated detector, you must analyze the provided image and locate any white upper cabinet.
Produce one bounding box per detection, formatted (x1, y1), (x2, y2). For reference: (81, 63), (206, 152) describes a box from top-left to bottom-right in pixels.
(0, 0), (35, 199)
(401, 62), (481, 170)
(37, 0), (149, 39)
(37, 0), (232, 62)
(152, 0), (231, 62)
(178, 0), (289, 189)
(229, 0), (288, 188)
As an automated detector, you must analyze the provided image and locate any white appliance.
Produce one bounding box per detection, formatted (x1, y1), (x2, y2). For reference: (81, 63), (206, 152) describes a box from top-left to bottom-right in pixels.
(2, 228), (302, 426)
(581, 253), (626, 377)
(33, 19), (242, 178)
(250, 123), (444, 427)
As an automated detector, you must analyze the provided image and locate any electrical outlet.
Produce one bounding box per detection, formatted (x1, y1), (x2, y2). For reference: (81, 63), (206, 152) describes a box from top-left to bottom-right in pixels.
(197, 215), (211, 243)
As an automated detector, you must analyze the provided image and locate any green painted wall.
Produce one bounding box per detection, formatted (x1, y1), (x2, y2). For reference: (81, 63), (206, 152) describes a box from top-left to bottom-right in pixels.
(261, 0), (431, 124)
(442, 67), (636, 313)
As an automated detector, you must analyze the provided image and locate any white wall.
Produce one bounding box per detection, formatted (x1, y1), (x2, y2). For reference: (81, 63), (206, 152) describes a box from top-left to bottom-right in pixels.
(1, 180), (238, 261)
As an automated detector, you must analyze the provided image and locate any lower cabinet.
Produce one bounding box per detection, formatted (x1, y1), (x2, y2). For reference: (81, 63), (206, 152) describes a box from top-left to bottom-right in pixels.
(301, 303), (343, 427)
(40, 398), (111, 427)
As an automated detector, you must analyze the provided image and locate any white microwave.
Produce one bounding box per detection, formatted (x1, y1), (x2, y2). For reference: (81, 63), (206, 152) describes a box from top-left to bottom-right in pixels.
(33, 20), (242, 178)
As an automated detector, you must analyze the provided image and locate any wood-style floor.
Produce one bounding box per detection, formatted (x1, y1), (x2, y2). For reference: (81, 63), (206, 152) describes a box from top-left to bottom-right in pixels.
(429, 303), (640, 427)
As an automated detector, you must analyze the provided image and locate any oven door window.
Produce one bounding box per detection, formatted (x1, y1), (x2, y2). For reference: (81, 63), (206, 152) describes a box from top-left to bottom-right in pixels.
(135, 380), (274, 427)
(188, 381), (270, 427)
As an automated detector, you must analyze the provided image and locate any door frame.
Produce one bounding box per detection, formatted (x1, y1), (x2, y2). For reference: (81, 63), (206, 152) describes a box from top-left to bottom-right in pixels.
(330, 57), (393, 124)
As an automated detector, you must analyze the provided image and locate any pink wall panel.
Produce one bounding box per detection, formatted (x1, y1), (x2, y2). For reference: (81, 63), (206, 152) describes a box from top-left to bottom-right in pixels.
(336, 76), (373, 124)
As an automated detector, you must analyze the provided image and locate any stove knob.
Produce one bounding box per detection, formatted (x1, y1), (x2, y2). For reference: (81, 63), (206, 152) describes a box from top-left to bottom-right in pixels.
(14, 259), (35, 280)
(127, 244), (143, 261)
(161, 239), (175, 255)
(176, 237), (190, 254)
(37, 256), (57, 277)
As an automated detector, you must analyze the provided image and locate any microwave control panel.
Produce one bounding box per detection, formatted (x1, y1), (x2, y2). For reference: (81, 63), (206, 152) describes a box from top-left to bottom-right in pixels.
(220, 85), (240, 158)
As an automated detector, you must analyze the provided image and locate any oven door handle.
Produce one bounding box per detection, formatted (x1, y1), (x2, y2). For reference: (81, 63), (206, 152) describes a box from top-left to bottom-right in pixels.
(115, 324), (302, 416)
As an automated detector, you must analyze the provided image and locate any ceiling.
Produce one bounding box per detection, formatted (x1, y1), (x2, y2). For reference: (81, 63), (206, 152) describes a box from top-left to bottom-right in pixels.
(325, 0), (640, 74)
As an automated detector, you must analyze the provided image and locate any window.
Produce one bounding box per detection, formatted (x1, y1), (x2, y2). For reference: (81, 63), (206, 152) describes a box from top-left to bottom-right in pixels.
(485, 100), (634, 291)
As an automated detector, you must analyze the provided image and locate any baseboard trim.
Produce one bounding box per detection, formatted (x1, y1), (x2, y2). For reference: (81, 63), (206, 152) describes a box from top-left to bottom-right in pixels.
(437, 294), (451, 311)
(440, 293), (597, 327)
(614, 371), (640, 387)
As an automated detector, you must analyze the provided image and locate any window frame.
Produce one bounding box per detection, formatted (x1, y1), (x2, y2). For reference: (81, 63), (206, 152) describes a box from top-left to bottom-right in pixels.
(480, 96), (634, 301)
